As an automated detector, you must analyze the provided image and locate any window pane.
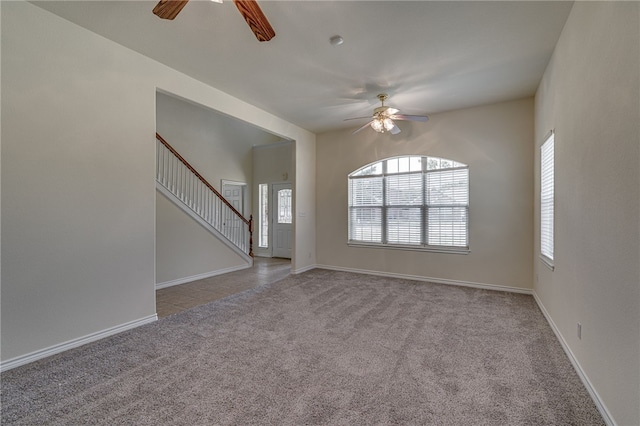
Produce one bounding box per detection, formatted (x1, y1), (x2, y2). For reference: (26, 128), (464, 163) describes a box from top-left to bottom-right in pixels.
(409, 157), (422, 172)
(426, 157), (466, 170)
(386, 158), (399, 174)
(258, 183), (268, 248)
(349, 177), (383, 206)
(386, 156), (422, 174)
(349, 208), (382, 243)
(398, 157), (410, 173)
(426, 169), (469, 205)
(352, 161), (383, 176)
(541, 133), (554, 261)
(387, 207), (422, 245)
(386, 173), (422, 205)
(426, 157), (441, 170)
(427, 207), (468, 247)
(277, 189), (292, 224)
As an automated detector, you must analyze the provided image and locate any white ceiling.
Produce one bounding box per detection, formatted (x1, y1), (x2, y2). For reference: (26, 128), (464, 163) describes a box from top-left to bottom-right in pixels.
(33, 1), (573, 134)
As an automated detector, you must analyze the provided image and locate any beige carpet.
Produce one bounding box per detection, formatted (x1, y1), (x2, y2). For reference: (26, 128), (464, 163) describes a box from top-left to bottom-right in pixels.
(1, 269), (604, 425)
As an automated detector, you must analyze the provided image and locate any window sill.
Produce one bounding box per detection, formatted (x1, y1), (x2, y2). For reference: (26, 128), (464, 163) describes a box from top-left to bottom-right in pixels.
(348, 242), (470, 255)
(539, 255), (555, 271)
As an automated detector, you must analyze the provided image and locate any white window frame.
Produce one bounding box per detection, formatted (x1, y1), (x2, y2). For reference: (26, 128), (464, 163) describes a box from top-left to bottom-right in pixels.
(258, 183), (269, 248)
(540, 131), (555, 270)
(348, 156), (470, 254)
(276, 188), (293, 224)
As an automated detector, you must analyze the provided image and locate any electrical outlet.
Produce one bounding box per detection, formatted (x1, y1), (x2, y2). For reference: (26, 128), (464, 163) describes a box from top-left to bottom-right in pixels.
(577, 323), (582, 340)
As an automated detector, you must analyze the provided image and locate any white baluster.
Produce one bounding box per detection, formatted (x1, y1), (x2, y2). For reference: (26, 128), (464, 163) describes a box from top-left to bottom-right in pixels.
(176, 161), (180, 200)
(206, 189), (211, 223)
(156, 139), (251, 255)
(162, 146), (167, 187)
(168, 152), (173, 192)
(181, 164), (186, 202)
(188, 168), (191, 205)
(159, 142), (163, 181)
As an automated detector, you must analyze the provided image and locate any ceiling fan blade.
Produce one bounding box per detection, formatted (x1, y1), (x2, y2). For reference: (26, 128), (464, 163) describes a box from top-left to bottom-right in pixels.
(352, 121), (374, 135)
(389, 124), (401, 135)
(233, 0), (276, 42)
(390, 114), (429, 122)
(153, 0), (190, 20)
(344, 116), (373, 122)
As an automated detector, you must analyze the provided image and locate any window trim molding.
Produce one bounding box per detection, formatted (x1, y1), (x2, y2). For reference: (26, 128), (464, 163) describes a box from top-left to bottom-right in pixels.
(348, 155), (469, 252)
(539, 254), (555, 271)
(348, 241), (470, 255)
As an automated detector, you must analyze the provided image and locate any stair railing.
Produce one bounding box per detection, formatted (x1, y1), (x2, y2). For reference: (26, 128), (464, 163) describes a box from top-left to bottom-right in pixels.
(156, 133), (253, 257)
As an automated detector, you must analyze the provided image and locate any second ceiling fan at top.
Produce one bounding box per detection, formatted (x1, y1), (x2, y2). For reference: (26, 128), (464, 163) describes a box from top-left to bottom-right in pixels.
(345, 94), (429, 135)
(152, 0), (275, 42)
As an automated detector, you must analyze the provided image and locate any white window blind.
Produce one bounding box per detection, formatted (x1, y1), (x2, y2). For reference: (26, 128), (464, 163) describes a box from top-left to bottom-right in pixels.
(427, 207), (468, 247)
(348, 156), (469, 251)
(540, 132), (555, 263)
(349, 208), (382, 243)
(387, 207), (422, 244)
(385, 173), (423, 245)
(425, 168), (469, 206)
(349, 176), (383, 243)
(386, 173), (422, 206)
(426, 168), (469, 247)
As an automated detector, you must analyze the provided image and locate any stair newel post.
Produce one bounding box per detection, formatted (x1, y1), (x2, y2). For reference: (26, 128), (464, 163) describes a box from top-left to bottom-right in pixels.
(248, 214), (254, 257)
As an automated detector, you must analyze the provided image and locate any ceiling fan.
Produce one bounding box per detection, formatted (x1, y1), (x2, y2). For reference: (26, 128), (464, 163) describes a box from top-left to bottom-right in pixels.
(345, 94), (429, 135)
(152, 0), (275, 42)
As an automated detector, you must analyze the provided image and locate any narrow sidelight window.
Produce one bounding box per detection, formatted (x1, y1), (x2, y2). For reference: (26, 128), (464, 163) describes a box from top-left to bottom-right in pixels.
(540, 131), (555, 267)
(258, 183), (268, 248)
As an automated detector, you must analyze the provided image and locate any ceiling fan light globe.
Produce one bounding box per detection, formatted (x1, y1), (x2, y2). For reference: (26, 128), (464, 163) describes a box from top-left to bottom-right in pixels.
(371, 119), (384, 132)
(383, 118), (395, 131)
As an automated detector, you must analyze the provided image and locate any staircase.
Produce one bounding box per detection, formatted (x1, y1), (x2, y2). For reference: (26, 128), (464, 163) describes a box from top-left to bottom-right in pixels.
(155, 133), (253, 262)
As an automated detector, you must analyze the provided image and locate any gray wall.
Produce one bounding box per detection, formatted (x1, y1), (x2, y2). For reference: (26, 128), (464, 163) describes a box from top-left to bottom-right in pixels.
(2, 1), (157, 361)
(316, 98), (534, 290)
(534, 2), (639, 425)
(1, 1), (316, 365)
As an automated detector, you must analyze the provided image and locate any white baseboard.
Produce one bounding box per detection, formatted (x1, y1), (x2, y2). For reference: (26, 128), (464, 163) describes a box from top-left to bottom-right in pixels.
(292, 263), (317, 274)
(314, 264), (533, 294)
(0, 314), (158, 373)
(156, 264), (251, 290)
(532, 292), (616, 426)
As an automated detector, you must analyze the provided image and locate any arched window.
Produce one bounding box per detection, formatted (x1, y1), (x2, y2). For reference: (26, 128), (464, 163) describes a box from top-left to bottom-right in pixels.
(348, 156), (469, 252)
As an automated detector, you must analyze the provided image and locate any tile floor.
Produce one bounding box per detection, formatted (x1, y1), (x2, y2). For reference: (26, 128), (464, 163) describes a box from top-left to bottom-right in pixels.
(156, 257), (291, 318)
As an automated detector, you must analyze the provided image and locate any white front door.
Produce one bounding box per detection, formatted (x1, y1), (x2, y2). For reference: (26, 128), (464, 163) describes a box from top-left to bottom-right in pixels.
(222, 182), (245, 238)
(271, 183), (292, 259)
